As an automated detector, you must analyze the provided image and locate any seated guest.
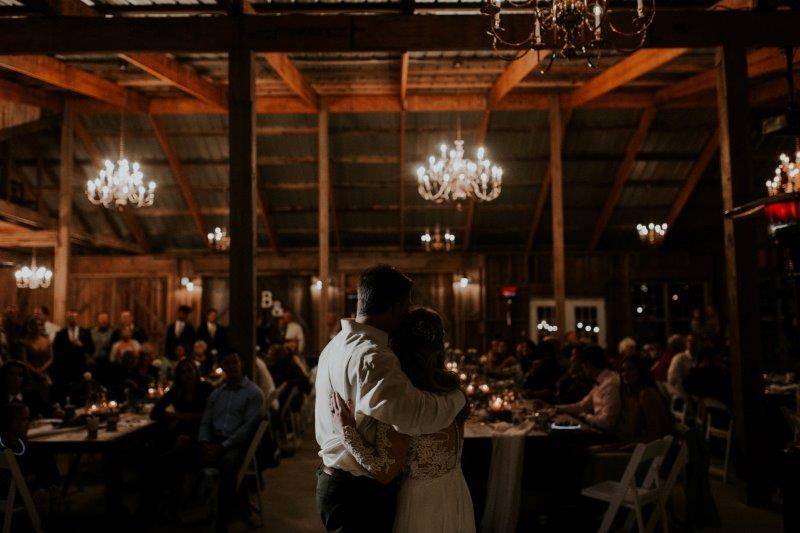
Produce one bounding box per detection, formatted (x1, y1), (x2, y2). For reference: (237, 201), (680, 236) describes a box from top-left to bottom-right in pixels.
(51, 310), (94, 404)
(486, 338), (520, 376)
(615, 354), (673, 444)
(667, 333), (696, 398)
(165, 305), (196, 362)
(252, 354), (280, 413)
(0, 403), (60, 522)
(90, 312), (113, 362)
(151, 358), (212, 442)
(196, 308), (227, 359)
(284, 337), (309, 375)
(554, 343), (594, 404)
(613, 337), (637, 370)
(131, 348), (160, 391)
(198, 352), (264, 530)
(109, 326), (142, 363)
(266, 344), (310, 409)
(561, 330), (580, 367)
(684, 346), (732, 407)
(191, 340), (214, 376)
(105, 350), (141, 401)
(556, 346), (621, 431)
(109, 309), (148, 347)
(0, 361), (50, 419)
(523, 339), (563, 399)
(653, 334), (685, 384)
(515, 339), (537, 372)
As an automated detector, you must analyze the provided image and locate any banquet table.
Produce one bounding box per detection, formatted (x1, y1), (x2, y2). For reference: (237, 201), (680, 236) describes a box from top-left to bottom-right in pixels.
(462, 404), (614, 532)
(28, 412), (159, 515)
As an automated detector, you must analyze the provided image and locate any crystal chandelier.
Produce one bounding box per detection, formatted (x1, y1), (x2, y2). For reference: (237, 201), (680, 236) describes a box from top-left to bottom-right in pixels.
(207, 226), (230, 251)
(416, 119), (502, 203)
(481, 0), (655, 69)
(636, 222), (667, 245)
(86, 114), (155, 210)
(14, 251), (52, 290)
(766, 151), (800, 196)
(421, 226), (456, 252)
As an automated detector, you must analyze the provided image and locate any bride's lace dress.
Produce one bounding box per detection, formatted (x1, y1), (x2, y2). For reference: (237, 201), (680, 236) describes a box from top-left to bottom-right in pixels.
(342, 420), (475, 533)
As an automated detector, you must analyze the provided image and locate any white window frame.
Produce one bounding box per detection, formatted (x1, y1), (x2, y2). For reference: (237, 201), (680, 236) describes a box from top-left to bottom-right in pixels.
(530, 297), (607, 348)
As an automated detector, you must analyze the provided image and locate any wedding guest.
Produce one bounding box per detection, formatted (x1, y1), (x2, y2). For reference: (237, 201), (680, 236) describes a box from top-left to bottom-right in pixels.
(191, 340), (214, 376)
(198, 352), (264, 530)
(51, 310), (94, 403)
(3, 305), (26, 358)
(515, 339), (537, 372)
(165, 305), (196, 362)
(690, 308), (704, 338)
(33, 306), (59, 342)
(0, 361), (50, 420)
(0, 403), (60, 522)
(196, 308), (227, 358)
(109, 326), (142, 363)
(109, 309), (148, 346)
(684, 346), (732, 406)
(554, 343), (594, 404)
(614, 337), (637, 369)
(486, 338), (519, 376)
(557, 346), (621, 431)
(90, 312), (113, 361)
(284, 336), (309, 374)
(281, 308), (305, 355)
(615, 354), (673, 444)
(667, 333), (696, 397)
(522, 339), (563, 399)
(20, 318), (52, 378)
(151, 358), (212, 442)
(653, 334), (685, 383)
(266, 344), (310, 409)
(561, 330), (580, 366)
(252, 354), (279, 413)
(701, 304), (721, 346)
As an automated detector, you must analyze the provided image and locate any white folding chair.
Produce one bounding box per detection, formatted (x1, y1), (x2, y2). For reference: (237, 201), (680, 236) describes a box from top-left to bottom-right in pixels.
(0, 449), (43, 533)
(236, 418), (270, 529)
(698, 398), (733, 483)
(582, 436), (673, 533)
(669, 395), (687, 426)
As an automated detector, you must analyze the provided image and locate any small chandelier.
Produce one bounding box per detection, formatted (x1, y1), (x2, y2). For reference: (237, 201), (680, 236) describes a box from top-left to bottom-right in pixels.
(421, 226), (455, 252)
(636, 222), (667, 245)
(417, 118), (502, 203)
(14, 251), (52, 290)
(766, 151), (800, 196)
(481, 0), (655, 69)
(86, 113), (155, 210)
(207, 226), (230, 251)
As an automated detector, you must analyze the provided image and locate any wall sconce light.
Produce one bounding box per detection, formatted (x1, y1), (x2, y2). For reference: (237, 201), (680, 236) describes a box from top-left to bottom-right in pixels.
(459, 276), (470, 288)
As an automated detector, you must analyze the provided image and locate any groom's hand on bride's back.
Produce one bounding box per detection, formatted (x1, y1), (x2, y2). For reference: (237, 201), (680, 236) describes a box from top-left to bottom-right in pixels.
(331, 392), (356, 430)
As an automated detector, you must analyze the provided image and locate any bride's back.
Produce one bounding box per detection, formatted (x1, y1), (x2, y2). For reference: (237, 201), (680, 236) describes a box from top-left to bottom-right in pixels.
(406, 422), (463, 481)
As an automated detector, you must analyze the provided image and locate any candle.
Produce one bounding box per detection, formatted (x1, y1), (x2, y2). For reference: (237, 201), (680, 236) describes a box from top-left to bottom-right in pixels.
(108, 400), (118, 411)
(215, 367), (224, 376)
(459, 373), (467, 381)
(466, 384), (475, 396)
(479, 384), (490, 394)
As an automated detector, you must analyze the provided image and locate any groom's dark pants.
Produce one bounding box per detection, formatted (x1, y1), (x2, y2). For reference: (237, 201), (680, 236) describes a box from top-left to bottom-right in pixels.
(316, 466), (398, 533)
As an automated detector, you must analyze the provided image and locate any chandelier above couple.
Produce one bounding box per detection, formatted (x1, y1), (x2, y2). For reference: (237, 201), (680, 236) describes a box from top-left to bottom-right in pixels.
(481, 0), (656, 69)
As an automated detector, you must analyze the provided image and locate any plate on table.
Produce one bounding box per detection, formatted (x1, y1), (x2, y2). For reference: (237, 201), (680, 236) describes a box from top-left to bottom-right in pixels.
(550, 416), (581, 431)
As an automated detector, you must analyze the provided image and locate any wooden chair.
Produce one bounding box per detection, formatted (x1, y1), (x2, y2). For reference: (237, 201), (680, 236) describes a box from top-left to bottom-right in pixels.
(236, 418), (271, 529)
(0, 449), (43, 533)
(697, 398), (733, 483)
(582, 436), (673, 533)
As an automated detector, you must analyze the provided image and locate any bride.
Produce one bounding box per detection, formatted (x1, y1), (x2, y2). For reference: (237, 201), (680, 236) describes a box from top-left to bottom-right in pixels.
(330, 307), (475, 533)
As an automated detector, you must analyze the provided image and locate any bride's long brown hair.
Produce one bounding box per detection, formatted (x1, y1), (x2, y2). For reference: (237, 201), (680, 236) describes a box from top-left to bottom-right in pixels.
(390, 307), (460, 394)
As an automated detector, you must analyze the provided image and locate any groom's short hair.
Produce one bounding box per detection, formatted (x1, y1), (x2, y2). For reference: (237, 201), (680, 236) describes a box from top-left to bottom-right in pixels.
(358, 265), (413, 316)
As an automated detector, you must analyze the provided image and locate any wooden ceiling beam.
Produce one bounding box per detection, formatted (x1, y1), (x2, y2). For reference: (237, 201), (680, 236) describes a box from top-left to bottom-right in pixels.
(588, 106), (657, 250)
(487, 51), (547, 108)
(73, 116), (150, 251)
(0, 78), (62, 112)
(148, 114), (207, 246)
(0, 55), (149, 113)
(120, 53), (228, 111)
(256, 184), (280, 252)
(400, 52), (409, 110)
(262, 53), (319, 110)
(664, 129), (719, 230)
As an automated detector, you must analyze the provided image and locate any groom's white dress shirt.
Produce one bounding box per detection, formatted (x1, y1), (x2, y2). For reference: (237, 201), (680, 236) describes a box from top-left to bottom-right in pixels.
(315, 319), (465, 477)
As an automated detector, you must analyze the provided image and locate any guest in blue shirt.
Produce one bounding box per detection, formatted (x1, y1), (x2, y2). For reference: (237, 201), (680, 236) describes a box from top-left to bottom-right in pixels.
(198, 351), (263, 530)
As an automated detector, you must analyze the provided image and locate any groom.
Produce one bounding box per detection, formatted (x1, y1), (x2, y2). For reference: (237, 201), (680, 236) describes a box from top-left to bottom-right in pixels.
(315, 265), (465, 532)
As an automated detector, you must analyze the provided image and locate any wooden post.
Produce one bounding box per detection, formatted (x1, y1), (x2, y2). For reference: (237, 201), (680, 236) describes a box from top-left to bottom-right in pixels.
(54, 101), (73, 324)
(228, 45), (257, 375)
(549, 95), (566, 337)
(399, 110), (406, 251)
(716, 45), (765, 501)
(318, 102), (331, 352)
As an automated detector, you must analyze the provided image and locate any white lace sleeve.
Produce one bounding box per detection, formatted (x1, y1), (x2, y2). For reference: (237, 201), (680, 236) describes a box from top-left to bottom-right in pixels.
(341, 423), (396, 478)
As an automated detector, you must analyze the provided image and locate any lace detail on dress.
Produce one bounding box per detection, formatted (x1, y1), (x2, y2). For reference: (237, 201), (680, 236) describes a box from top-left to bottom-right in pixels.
(406, 423), (462, 481)
(341, 423), (396, 476)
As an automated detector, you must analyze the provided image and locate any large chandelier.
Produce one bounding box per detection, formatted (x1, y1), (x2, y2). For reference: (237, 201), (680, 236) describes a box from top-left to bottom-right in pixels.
(481, 0), (655, 69)
(86, 114), (155, 210)
(207, 226), (230, 251)
(416, 120), (502, 203)
(636, 222), (667, 245)
(14, 251), (52, 290)
(421, 226), (456, 252)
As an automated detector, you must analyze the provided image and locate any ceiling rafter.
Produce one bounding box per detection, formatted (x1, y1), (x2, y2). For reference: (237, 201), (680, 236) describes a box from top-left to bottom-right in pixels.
(262, 53), (319, 110)
(664, 129), (720, 230)
(588, 106), (657, 250)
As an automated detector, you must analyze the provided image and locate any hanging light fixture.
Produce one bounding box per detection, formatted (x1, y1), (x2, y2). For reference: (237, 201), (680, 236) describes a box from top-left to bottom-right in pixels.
(207, 226), (230, 251)
(417, 117), (503, 203)
(481, 0), (655, 70)
(420, 226), (456, 252)
(636, 222), (667, 245)
(86, 113), (156, 210)
(14, 250), (52, 290)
